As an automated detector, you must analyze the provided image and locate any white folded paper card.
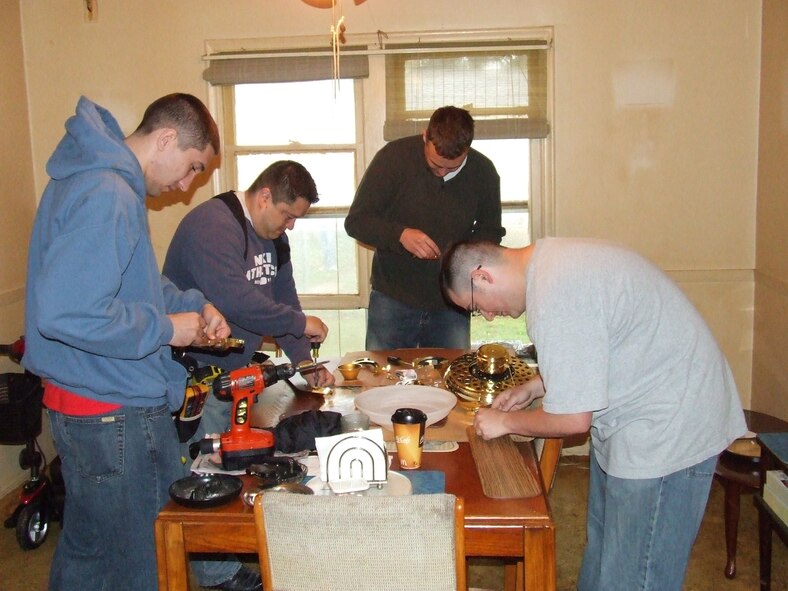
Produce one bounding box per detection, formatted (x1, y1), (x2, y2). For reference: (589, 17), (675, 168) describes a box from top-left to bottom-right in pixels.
(314, 428), (388, 484)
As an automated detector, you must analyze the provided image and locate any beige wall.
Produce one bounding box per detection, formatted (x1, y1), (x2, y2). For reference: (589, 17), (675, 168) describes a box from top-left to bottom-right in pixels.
(752, 0), (788, 421)
(0, 0), (55, 494)
(3, 0), (772, 489)
(17, 0), (761, 394)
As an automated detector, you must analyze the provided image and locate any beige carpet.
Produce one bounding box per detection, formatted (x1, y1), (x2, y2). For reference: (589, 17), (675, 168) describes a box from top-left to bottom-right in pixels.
(1, 456), (786, 590)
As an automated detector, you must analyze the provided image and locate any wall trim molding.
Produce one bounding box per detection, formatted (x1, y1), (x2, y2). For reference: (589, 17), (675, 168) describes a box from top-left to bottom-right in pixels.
(665, 268), (754, 284)
(0, 286), (24, 307)
(753, 269), (788, 293)
(0, 470), (29, 503)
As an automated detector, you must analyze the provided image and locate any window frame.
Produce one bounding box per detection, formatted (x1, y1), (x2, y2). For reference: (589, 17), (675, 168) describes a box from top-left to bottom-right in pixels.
(212, 82), (371, 311)
(205, 27), (554, 311)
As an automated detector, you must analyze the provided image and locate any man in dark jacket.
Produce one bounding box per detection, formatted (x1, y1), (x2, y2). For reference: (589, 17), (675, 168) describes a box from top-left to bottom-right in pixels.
(345, 106), (504, 350)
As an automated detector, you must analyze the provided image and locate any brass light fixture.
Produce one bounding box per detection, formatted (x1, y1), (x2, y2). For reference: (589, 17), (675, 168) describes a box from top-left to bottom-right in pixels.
(299, 0), (368, 92)
(300, 0), (366, 6)
(444, 343), (536, 413)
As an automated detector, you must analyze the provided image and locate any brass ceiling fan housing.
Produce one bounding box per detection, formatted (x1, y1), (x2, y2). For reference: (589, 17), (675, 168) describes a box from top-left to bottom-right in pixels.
(444, 343), (537, 413)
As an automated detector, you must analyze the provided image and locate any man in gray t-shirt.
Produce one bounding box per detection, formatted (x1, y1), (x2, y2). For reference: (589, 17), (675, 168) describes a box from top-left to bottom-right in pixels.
(440, 238), (745, 591)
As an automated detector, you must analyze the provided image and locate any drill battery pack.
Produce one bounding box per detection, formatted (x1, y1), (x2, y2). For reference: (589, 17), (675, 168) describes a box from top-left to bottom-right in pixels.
(220, 446), (275, 471)
(174, 365), (223, 443)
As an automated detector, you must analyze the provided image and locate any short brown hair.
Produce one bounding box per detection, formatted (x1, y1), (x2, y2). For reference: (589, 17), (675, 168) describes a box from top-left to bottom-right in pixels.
(425, 106), (474, 159)
(440, 240), (502, 303)
(247, 160), (319, 205)
(135, 93), (220, 155)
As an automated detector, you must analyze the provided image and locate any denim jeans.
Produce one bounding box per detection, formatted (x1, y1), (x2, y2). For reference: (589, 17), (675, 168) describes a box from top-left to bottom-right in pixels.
(47, 404), (186, 591)
(577, 448), (716, 591)
(366, 289), (470, 350)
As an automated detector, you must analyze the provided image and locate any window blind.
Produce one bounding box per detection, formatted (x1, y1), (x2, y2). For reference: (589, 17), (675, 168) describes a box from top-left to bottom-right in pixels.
(384, 42), (549, 140)
(202, 33), (550, 138)
(203, 48), (369, 84)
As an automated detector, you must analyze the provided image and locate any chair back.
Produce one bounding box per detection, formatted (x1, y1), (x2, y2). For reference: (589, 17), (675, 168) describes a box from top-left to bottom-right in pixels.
(254, 492), (466, 591)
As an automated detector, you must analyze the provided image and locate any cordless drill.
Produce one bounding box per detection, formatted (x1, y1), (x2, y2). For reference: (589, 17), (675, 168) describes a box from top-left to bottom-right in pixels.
(199, 361), (296, 470)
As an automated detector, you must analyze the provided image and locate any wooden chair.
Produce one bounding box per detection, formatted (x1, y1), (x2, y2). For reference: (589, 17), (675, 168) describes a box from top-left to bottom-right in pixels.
(537, 437), (564, 492)
(713, 410), (788, 578)
(254, 492), (466, 591)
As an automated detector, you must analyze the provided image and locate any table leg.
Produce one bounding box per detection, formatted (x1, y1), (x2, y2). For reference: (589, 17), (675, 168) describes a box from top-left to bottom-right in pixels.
(155, 519), (191, 591)
(503, 562), (521, 591)
(524, 526), (557, 591)
(723, 477), (742, 578)
(757, 502), (772, 591)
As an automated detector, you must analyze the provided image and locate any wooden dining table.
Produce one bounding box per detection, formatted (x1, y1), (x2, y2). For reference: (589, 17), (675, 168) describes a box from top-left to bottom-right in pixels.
(155, 348), (556, 591)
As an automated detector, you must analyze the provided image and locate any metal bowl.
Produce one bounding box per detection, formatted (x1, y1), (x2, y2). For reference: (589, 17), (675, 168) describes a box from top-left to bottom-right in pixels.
(337, 363), (361, 380)
(169, 474), (243, 508)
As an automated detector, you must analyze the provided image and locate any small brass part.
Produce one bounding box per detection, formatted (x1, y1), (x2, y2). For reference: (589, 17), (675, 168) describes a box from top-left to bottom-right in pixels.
(351, 358), (381, 373)
(296, 360), (328, 374)
(201, 337), (245, 351)
(475, 343), (511, 375)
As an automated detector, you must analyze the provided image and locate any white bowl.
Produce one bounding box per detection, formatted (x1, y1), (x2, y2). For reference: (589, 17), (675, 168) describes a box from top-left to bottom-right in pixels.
(353, 385), (457, 431)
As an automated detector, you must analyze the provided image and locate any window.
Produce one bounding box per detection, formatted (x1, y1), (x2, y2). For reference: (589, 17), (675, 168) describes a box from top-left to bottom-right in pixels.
(471, 138), (533, 349)
(205, 29), (552, 355)
(221, 79), (368, 355)
(231, 80), (359, 298)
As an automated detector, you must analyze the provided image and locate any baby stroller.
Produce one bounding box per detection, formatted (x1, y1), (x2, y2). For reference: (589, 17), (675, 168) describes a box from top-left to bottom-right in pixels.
(1, 337), (65, 550)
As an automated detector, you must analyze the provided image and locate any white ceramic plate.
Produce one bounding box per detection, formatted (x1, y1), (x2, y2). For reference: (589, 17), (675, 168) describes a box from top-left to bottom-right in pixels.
(305, 471), (412, 496)
(353, 385), (457, 431)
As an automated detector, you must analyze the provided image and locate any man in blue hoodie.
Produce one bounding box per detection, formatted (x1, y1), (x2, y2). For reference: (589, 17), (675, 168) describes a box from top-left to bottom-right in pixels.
(23, 94), (259, 591)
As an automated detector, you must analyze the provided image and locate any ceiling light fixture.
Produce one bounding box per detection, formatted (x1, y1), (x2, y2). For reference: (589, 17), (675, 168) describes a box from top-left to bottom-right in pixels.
(300, 0), (368, 94)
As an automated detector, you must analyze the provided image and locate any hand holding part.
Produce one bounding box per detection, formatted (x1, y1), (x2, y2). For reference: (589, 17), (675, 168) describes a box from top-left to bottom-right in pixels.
(305, 365), (336, 387)
(304, 316), (329, 341)
(473, 407), (510, 440)
(201, 303), (231, 340)
(491, 377), (545, 412)
(399, 228), (441, 260)
(168, 312), (207, 347)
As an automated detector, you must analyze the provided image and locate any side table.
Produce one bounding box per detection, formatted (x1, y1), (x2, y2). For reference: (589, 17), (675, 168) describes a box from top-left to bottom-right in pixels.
(755, 432), (788, 591)
(714, 410), (788, 578)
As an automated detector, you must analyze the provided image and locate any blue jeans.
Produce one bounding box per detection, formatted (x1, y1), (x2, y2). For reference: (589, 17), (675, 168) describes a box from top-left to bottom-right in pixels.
(577, 448), (716, 591)
(366, 289), (470, 350)
(47, 405), (185, 591)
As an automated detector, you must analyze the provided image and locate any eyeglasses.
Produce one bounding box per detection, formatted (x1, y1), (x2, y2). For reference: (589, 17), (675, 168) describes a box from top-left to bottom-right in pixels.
(469, 265), (482, 317)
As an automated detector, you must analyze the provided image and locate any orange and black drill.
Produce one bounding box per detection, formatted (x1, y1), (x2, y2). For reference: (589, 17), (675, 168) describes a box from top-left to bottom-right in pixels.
(194, 361), (295, 470)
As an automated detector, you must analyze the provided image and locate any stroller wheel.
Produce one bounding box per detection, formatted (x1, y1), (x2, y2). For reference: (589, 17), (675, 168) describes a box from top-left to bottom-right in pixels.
(16, 503), (48, 550)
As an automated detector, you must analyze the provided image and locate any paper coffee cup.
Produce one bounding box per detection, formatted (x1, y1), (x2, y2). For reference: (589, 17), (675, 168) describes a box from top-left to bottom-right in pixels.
(391, 408), (427, 470)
